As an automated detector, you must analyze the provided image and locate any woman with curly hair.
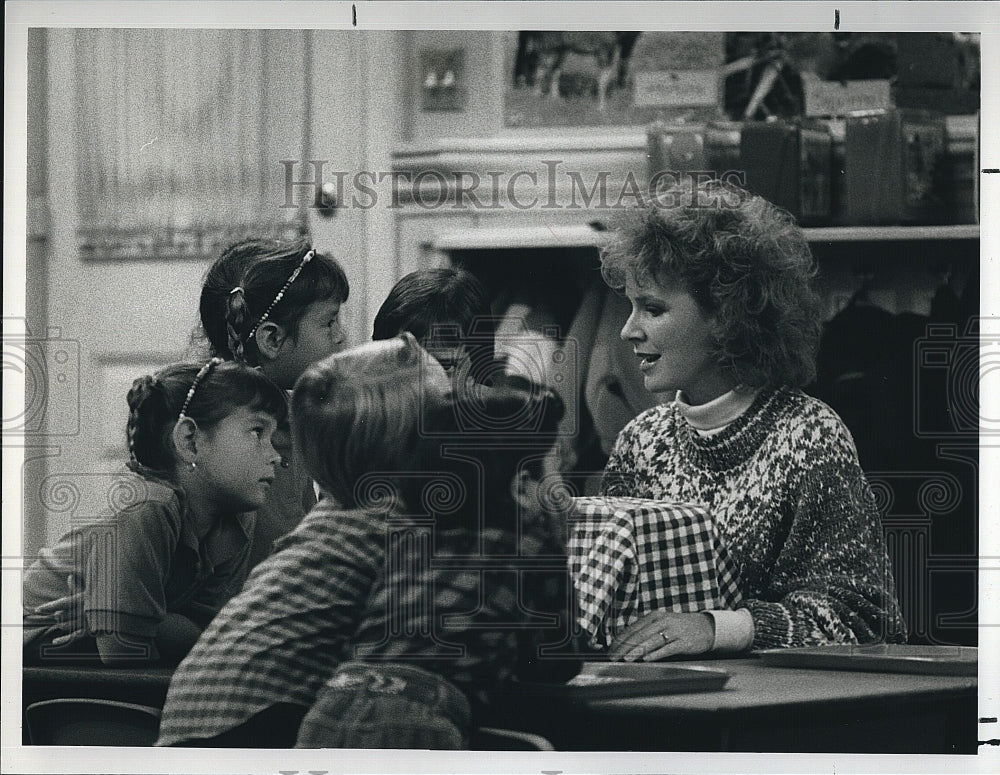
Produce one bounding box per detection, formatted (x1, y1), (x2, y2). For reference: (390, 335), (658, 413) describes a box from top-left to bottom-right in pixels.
(599, 180), (906, 660)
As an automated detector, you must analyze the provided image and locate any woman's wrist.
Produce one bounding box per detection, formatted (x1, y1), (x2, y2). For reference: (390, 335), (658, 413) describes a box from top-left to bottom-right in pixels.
(703, 608), (755, 653)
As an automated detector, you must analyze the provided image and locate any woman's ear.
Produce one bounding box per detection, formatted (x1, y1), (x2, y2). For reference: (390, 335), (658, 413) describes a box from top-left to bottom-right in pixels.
(171, 417), (201, 466)
(254, 321), (288, 362)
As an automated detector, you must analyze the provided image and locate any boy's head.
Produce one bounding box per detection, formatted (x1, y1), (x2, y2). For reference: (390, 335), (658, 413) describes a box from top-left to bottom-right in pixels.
(372, 267), (493, 382)
(402, 375), (566, 530)
(291, 334), (451, 508)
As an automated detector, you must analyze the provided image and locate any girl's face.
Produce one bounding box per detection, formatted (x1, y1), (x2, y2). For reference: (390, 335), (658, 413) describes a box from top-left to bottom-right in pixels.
(195, 406), (282, 513)
(621, 270), (734, 405)
(272, 297), (346, 388)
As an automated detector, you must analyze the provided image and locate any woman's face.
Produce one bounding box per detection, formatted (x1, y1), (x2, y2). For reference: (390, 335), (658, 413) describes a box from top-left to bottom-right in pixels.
(620, 270), (734, 405)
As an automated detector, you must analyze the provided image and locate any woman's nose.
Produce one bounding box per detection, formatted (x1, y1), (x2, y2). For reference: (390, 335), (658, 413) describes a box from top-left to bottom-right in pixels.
(620, 311), (641, 342)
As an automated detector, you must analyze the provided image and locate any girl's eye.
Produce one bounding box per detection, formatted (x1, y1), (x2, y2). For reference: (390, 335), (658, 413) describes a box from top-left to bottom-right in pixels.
(251, 427), (265, 440)
(328, 316), (339, 327)
(645, 306), (665, 316)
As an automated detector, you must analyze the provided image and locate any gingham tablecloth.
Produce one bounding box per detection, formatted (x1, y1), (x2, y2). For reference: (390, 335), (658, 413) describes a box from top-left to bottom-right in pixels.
(569, 496), (743, 649)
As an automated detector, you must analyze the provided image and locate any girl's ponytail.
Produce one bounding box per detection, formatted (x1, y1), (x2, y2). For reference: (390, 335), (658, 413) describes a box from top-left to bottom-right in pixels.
(226, 287), (255, 365)
(126, 374), (172, 474)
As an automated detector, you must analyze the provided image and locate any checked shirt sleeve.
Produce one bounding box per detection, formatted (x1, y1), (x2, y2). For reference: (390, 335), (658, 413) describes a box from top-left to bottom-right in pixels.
(155, 506), (383, 747)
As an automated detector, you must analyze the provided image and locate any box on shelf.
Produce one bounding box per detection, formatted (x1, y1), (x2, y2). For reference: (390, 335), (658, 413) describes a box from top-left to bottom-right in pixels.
(704, 120), (742, 175)
(646, 122), (706, 191)
(844, 110), (948, 225)
(739, 120), (832, 224)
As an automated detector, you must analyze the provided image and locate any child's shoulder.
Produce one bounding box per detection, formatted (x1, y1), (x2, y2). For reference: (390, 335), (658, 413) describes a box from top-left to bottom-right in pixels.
(106, 471), (186, 527)
(283, 500), (388, 546)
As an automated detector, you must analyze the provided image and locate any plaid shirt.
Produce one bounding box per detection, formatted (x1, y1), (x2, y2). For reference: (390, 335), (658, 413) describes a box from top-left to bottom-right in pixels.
(568, 496), (743, 649)
(156, 499), (576, 746)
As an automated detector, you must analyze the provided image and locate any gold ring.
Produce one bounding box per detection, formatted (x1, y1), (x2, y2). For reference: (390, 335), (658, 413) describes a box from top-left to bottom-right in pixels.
(659, 631), (670, 643)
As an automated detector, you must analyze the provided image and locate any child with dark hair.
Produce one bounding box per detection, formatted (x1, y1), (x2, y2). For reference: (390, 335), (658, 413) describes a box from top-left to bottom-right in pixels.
(155, 339), (578, 748)
(372, 266), (494, 388)
(199, 237), (350, 383)
(23, 360), (287, 666)
(197, 236), (351, 566)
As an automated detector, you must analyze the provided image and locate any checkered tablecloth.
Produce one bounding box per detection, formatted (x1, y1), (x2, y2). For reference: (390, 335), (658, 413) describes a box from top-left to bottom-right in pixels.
(568, 496), (743, 649)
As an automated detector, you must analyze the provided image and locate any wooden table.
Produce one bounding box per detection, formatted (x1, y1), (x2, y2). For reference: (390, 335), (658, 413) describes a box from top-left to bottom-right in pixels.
(23, 657), (977, 753)
(488, 656), (978, 753)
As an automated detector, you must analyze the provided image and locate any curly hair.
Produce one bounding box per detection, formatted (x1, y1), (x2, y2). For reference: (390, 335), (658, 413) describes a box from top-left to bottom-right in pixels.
(600, 180), (822, 388)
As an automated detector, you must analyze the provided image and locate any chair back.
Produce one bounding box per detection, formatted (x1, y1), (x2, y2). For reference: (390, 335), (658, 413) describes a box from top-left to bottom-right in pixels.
(471, 726), (555, 750)
(24, 698), (162, 746)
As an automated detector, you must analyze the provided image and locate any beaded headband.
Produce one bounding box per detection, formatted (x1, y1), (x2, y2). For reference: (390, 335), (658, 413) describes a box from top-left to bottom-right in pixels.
(243, 248), (317, 343)
(178, 357), (223, 420)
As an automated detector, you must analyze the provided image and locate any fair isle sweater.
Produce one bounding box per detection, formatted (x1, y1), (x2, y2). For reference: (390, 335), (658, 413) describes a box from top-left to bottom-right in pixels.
(601, 387), (907, 650)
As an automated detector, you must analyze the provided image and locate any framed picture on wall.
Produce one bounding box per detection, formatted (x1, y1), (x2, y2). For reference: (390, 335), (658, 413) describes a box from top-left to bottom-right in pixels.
(504, 31), (727, 127)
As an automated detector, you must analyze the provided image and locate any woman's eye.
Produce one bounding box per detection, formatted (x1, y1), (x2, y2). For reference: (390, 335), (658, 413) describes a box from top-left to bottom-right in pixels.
(251, 427), (265, 439)
(328, 316), (339, 327)
(645, 306), (665, 316)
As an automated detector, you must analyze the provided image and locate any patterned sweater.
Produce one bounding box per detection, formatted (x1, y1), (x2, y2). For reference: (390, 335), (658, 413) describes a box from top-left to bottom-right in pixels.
(601, 387), (907, 649)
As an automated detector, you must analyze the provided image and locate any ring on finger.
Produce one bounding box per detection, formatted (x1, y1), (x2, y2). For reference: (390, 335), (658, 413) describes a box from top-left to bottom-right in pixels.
(659, 630), (672, 644)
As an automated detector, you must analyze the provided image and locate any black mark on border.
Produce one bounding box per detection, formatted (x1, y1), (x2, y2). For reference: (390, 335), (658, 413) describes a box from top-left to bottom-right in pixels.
(834, 9), (840, 29)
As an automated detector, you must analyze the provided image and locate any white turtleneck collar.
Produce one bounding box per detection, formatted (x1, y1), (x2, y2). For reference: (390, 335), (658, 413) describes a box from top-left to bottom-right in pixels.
(675, 387), (761, 436)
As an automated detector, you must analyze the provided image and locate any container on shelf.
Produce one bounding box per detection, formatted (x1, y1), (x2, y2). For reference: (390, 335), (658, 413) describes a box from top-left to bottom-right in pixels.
(739, 119), (832, 225)
(844, 109), (948, 225)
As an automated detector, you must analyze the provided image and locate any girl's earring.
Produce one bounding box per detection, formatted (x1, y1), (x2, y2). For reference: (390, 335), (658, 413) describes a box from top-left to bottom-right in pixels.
(190, 461), (197, 471)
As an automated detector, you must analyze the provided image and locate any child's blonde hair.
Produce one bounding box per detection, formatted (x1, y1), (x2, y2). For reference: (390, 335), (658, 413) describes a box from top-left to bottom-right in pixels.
(291, 333), (446, 508)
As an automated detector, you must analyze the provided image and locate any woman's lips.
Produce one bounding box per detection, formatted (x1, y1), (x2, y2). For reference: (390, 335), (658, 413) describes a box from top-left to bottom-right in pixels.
(636, 352), (661, 371)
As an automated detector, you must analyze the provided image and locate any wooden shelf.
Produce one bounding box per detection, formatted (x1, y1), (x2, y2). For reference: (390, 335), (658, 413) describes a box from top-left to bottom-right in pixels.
(432, 224), (979, 252)
(432, 225), (608, 252)
(802, 224), (979, 243)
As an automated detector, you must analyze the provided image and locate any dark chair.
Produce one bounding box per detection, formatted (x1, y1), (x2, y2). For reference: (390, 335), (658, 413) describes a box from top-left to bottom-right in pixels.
(24, 698), (162, 746)
(470, 726), (555, 750)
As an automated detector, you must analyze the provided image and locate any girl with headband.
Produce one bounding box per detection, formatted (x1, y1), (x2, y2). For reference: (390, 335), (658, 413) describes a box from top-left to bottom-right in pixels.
(197, 237), (351, 566)
(23, 359), (288, 666)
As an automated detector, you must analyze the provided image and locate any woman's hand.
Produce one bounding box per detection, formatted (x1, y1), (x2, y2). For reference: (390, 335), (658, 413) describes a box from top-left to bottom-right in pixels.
(607, 611), (715, 661)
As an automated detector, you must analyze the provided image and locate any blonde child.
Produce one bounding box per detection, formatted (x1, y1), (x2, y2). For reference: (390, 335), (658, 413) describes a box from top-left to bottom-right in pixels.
(23, 359), (287, 666)
(155, 336), (578, 748)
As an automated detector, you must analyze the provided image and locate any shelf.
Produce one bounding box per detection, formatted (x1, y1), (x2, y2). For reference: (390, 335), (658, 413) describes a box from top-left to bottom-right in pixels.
(432, 224), (979, 252)
(432, 225), (608, 252)
(802, 224), (979, 243)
